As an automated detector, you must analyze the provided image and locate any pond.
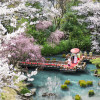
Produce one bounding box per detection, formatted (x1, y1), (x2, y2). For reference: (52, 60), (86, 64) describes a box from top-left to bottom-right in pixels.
(29, 54), (100, 100)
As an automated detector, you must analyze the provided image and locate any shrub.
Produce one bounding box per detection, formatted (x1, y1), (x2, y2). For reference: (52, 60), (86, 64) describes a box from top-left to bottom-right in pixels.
(20, 87), (30, 95)
(75, 95), (81, 100)
(62, 54), (66, 58)
(61, 84), (68, 90)
(87, 81), (93, 86)
(52, 58), (56, 60)
(88, 90), (95, 96)
(46, 58), (50, 60)
(64, 80), (70, 85)
(79, 80), (87, 87)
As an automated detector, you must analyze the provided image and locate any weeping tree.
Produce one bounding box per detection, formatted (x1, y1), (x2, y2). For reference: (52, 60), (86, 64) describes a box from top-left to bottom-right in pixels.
(1, 33), (45, 67)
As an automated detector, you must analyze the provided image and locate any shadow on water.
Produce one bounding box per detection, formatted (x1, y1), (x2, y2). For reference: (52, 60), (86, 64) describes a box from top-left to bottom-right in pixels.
(62, 70), (87, 76)
(27, 66), (90, 76)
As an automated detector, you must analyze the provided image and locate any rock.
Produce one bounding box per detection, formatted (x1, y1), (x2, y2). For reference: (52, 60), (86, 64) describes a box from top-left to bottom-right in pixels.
(42, 93), (47, 97)
(98, 82), (100, 86)
(48, 93), (57, 97)
(30, 88), (36, 95)
(26, 83), (33, 87)
(24, 93), (32, 97)
(42, 92), (57, 97)
(24, 78), (28, 81)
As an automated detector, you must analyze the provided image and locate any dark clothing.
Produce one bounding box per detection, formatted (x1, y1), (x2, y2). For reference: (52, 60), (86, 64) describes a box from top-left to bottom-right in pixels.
(71, 56), (74, 63)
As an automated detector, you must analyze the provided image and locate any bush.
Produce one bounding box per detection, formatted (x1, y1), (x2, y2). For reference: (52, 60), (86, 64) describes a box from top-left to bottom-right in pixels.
(87, 81), (93, 86)
(46, 58), (50, 60)
(75, 95), (81, 100)
(61, 84), (68, 90)
(64, 80), (70, 85)
(79, 80), (87, 87)
(41, 43), (62, 56)
(62, 54), (66, 58)
(20, 87), (30, 95)
(52, 58), (56, 60)
(88, 90), (95, 96)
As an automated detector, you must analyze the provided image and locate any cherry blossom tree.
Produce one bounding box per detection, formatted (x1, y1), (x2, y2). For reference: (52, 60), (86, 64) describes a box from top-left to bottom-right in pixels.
(47, 30), (65, 45)
(36, 21), (52, 30)
(72, 0), (100, 53)
(1, 33), (45, 65)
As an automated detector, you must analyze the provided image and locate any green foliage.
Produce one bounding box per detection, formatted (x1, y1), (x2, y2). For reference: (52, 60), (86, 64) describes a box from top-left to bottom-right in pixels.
(61, 84), (68, 90)
(27, 23), (56, 45)
(27, 29), (46, 45)
(18, 18), (28, 26)
(75, 95), (81, 100)
(25, 1), (41, 9)
(42, 36), (91, 56)
(46, 58), (50, 60)
(62, 54), (66, 58)
(52, 58), (56, 60)
(41, 43), (62, 56)
(20, 87), (30, 95)
(90, 58), (100, 68)
(64, 80), (70, 85)
(6, 25), (16, 33)
(79, 80), (87, 87)
(61, 11), (89, 39)
(60, 3), (91, 52)
(48, 24), (56, 32)
(87, 81), (93, 86)
(88, 90), (95, 96)
(25, 2), (32, 7)
(7, 1), (19, 8)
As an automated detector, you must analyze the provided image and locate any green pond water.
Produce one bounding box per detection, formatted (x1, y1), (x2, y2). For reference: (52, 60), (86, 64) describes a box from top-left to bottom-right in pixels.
(29, 54), (100, 100)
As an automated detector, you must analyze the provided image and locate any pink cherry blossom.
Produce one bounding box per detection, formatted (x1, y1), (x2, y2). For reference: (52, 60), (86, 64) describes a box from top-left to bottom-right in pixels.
(47, 30), (65, 44)
(36, 21), (52, 30)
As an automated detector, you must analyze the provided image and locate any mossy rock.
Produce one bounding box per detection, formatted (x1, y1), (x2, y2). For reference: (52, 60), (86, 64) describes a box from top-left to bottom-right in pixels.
(75, 95), (81, 100)
(15, 81), (26, 91)
(79, 80), (87, 87)
(79, 80), (85, 84)
(52, 58), (56, 60)
(61, 84), (68, 90)
(88, 90), (95, 96)
(62, 54), (66, 58)
(64, 80), (70, 85)
(20, 87), (30, 95)
(87, 81), (93, 86)
(46, 58), (50, 60)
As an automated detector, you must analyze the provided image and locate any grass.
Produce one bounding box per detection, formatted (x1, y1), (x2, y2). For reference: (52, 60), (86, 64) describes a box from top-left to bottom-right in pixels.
(1, 87), (17, 100)
(15, 81), (26, 91)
